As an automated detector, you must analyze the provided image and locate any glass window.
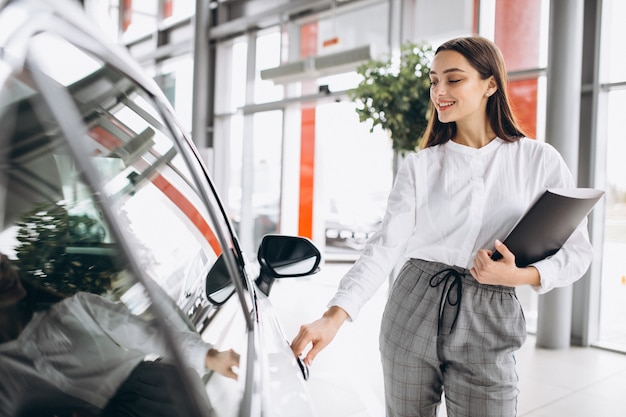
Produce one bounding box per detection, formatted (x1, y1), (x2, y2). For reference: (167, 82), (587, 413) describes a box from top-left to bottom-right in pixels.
(597, 89), (626, 350)
(228, 109), (283, 251)
(218, 32), (285, 251)
(601, 0), (626, 83)
(316, 1), (388, 57)
(156, 56), (195, 135)
(100, 0), (159, 43)
(124, 0), (159, 42)
(318, 98), (392, 258)
(596, 0), (626, 352)
(87, 1), (193, 44)
(0, 30), (246, 416)
(495, 0), (544, 72)
(214, 37), (246, 225)
(251, 110), (282, 242)
(164, 0), (195, 23)
(255, 29), (284, 104)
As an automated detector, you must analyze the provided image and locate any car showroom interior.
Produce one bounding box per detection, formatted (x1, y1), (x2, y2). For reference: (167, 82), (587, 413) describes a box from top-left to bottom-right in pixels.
(0, 0), (625, 416)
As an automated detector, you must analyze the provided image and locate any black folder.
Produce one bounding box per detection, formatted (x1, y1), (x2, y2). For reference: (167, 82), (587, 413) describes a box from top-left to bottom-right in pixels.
(491, 188), (604, 267)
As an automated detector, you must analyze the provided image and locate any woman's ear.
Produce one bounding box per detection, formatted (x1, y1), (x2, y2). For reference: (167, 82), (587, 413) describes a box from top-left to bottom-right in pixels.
(487, 76), (498, 96)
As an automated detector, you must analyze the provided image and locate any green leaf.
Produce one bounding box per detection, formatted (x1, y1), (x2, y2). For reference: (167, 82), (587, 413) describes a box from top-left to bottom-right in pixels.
(348, 41), (434, 153)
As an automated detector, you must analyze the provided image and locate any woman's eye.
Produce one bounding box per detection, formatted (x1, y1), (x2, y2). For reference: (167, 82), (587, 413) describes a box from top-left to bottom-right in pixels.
(449, 79), (461, 83)
(430, 80), (438, 87)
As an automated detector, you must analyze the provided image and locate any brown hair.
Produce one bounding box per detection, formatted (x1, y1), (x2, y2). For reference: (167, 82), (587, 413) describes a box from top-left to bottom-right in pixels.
(421, 36), (527, 149)
(0, 255), (65, 343)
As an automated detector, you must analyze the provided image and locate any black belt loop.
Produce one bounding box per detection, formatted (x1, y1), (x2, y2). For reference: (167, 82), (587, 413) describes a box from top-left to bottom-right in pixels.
(429, 268), (463, 335)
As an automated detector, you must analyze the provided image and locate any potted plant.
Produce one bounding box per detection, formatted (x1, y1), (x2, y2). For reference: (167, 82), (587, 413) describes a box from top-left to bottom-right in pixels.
(15, 202), (118, 296)
(348, 41), (434, 155)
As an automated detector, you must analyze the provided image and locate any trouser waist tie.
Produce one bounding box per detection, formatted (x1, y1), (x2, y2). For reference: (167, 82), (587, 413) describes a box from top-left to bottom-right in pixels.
(429, 268), (463, 335)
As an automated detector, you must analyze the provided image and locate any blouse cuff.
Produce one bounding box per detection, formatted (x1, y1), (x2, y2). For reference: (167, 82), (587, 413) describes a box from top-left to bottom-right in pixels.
(529, 259), (557, 294)
(189, 343), (213, 375)
(327, 292), (359, 322)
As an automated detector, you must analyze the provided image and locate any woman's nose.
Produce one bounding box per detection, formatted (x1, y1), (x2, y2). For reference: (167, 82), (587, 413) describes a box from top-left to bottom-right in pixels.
(431, 84), (444, 97)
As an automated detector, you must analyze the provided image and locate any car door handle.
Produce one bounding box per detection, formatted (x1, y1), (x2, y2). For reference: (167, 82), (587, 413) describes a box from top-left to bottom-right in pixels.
(296, 354), (310, 381)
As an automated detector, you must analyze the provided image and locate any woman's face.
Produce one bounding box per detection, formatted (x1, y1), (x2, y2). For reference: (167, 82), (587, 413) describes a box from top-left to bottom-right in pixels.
(429, 50), (495, 126)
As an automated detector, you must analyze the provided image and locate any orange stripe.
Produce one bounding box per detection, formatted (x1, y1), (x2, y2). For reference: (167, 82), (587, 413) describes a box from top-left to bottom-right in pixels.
(123, 0), (133, 31)
(298, 22), (318, 239)
(322, 37), (339, 48)
(163, 0), (173, 18)
(300, 22), (318, 57)
(508, 79), (538, 138)
(152, 175), (222, 255)
(298, 108), (316, 238)
(494, 0), (541, 139)
(88, 125), (222, 255)
(89, 126), (122, 150)
(473, 0), (480, 34)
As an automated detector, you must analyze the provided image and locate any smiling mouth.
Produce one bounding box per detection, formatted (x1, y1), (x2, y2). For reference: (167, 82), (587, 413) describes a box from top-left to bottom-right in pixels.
(437, 101), (455, 110)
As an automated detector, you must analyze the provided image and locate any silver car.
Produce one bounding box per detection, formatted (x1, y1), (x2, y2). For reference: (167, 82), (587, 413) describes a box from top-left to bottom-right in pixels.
(0, 0), (318, 416)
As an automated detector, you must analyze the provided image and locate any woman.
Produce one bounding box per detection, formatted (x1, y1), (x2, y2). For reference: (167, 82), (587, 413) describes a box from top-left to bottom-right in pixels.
(291, 36), (593, 417)
(0, 253), (239, 417)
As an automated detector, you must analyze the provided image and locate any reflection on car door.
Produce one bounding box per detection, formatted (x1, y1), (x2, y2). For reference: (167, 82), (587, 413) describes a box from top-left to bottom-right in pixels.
(0, 23), (249, 417)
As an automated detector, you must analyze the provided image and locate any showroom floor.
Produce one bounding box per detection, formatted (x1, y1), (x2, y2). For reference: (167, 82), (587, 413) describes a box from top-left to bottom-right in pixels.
(272, 260), (626, 417)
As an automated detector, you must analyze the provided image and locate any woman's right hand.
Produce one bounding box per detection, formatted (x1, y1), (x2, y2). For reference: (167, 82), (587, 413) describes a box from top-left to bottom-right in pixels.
(290, 306), (349, 366)
(205, 348), (240, 380)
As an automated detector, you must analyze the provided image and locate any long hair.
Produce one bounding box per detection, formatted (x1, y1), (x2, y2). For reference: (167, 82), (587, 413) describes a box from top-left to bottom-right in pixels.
(421, 36), (527, 149)
(0, 277), (65, 343)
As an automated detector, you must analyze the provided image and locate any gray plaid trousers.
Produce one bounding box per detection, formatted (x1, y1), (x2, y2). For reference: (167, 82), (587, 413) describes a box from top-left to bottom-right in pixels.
(379, 259), (527, 417)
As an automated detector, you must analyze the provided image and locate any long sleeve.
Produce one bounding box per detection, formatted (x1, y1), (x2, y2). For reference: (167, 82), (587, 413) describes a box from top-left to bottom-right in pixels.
(328, 156), (420, 320)
(78, 292), (211, 373)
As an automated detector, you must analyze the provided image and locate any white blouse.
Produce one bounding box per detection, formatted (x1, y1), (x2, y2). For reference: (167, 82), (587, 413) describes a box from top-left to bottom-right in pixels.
(329, 137), (594, 321)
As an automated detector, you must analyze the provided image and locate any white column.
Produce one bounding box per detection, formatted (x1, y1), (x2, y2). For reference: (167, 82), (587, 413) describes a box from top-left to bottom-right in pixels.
(536, 0), (585, 349)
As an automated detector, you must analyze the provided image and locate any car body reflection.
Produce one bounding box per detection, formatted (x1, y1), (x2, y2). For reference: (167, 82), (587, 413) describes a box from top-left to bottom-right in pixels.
(0, 0), (320, 416)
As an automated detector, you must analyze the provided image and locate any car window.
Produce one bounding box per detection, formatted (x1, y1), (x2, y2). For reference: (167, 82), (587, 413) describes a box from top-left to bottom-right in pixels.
(0, 30), (247, 417)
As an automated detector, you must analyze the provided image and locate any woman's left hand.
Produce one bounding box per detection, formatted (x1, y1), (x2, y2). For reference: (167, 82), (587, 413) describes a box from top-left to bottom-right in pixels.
(470, 240), (540, 287)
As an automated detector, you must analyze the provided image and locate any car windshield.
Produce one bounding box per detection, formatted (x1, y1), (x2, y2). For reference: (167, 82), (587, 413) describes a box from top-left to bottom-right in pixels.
(0, 29), (248, 417)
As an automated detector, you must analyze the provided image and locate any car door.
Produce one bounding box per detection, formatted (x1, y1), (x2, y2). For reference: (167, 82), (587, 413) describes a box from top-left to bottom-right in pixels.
(0, 5), (250, 416)
(0, 1), (319, 416)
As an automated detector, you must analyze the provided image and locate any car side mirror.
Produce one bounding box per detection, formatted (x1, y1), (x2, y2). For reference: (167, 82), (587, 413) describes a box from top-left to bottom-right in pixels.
(255, 235), (321, 296)
(205, 254), (236, 305)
